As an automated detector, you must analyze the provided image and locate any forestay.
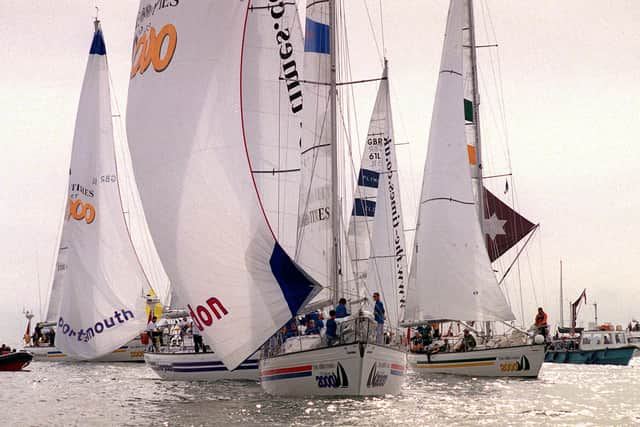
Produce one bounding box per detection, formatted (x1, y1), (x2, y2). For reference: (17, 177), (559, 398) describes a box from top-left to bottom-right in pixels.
(55, 24), (147, 359)
(346, 64), (408, 328)
(405, 0), (514, 323)
(126, 1), (318, 369)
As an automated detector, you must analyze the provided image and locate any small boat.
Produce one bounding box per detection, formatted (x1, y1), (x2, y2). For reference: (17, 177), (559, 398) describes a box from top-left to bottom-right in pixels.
(546, 328), (635, 366)
(546, 291), (635, 365)
(0, 351), (33, 372)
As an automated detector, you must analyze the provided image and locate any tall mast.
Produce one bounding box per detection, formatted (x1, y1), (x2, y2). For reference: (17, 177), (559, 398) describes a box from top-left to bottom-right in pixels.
(559, 260), (564, 327)
(468, 0), (493, 333)
(467, 0), (485, 231)
(329, 0), (340, 305)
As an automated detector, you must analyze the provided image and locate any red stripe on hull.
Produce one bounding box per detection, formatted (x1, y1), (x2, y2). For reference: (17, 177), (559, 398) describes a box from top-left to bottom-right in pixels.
(260, 364), (312, 376)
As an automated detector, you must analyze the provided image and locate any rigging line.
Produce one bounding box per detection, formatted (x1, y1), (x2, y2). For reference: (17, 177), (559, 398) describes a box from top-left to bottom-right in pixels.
(420, 197), (475, 205)
(378, 0), (385, 57)
(497, 224), (540, 286)
(362, 0), (384, 66)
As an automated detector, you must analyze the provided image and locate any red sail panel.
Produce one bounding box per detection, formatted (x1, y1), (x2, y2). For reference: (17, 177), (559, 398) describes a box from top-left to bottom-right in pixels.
(483, 187), (536, 262)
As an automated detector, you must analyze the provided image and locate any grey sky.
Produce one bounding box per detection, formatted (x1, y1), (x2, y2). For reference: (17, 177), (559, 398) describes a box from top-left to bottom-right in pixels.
(1, 1), (639, 346)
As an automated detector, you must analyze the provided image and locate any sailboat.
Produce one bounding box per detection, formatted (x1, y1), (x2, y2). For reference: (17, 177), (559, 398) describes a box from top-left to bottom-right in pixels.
(126, 0), (320, 376)
(403, 0), (545, 378)
(259, 1), (407, 397)
(25, 19), (151, 362)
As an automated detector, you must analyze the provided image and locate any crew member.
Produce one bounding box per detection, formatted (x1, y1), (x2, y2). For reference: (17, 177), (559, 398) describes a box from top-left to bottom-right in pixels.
(535, 307), (549, 338)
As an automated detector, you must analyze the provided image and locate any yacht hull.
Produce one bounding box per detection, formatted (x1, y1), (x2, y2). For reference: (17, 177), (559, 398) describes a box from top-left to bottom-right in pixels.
(26, 337), (145, 362)
(144, 351), (259, 381)
(260, 343), (407, 396)
(408, 344), (545, 378)
(545, 346), (635, 366)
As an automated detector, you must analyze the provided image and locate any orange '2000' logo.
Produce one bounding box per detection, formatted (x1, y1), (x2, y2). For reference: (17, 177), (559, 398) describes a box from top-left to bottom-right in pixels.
(69, 198), (96, 224)
(130, 24), (177, 79)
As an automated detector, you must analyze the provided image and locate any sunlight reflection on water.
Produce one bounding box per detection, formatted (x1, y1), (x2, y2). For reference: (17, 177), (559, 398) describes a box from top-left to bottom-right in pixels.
(2, 359), (640, 426)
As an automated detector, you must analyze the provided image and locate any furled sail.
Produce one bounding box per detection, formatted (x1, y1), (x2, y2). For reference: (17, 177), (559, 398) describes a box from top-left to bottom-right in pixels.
(346, 64), (408, 327)
(295, 2), (333, 296)
(483, 187), (536, 261)
(126, 1), (318, 369)
(55, 23), (147, 359)
(405, 0), (515, 323)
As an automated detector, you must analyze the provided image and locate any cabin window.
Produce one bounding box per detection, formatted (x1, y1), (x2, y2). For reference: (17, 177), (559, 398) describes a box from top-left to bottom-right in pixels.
(615, 334), (621, 344)
(603, 335), (611, 345)
(582, 336), (591, 345)
(594, 336), (601, 345)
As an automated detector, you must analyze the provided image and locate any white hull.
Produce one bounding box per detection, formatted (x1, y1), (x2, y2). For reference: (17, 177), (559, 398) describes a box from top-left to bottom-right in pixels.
(408, 344), (545, 378)
(27, 337), (145, 362)
(260, 343), (407, 396)
(144, 351), (259, 381)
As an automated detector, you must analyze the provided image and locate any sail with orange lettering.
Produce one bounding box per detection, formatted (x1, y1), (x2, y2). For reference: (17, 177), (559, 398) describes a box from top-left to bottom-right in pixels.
(126, 1), (319, 369)
(54, 21), (147, 360)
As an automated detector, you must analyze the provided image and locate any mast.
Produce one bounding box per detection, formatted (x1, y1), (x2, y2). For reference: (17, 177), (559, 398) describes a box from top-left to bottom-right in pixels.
(467, 0), (484, 229)
(559, 260), (564, 327)
(329, 0), (340, 305)
(468, 0), (493, 334)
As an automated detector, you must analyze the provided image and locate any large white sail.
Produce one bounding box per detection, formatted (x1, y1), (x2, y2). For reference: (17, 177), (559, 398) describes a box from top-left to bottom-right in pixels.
(405, 0), (514, 323)
(55, 23), (148, 359)
(295, 2), (333, 296)
(346, 65), (408, 327)
(126, 1), (318, 369)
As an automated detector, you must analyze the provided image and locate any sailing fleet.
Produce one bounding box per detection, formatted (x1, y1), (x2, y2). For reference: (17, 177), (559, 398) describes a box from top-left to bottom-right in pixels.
(14, 0), (636, 392)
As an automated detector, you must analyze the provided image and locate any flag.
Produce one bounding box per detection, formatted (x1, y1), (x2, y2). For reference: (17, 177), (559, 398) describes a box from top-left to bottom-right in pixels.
(483, 186), (536, 261)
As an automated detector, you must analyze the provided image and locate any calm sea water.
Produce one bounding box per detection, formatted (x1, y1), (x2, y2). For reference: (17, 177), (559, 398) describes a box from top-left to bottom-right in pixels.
(2, 359), (640, 426)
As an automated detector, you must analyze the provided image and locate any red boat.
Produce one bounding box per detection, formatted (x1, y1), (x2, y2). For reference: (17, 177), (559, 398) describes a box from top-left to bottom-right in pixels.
(0, 351), (33, 371)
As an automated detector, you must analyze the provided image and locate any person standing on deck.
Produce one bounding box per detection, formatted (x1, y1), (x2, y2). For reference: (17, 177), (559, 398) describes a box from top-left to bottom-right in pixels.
(373, 292), (385, 344)
(326, 310), (338, 346)
(535, 307), (549, 338)
(192, 322), (205, 353)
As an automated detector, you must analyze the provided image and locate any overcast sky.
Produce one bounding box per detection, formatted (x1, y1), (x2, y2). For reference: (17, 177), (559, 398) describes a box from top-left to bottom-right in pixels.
(1, 1), (639, 346)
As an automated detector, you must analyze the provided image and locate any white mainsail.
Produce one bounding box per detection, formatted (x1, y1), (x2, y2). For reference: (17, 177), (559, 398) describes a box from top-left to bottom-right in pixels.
(346, 64), (408, 327)
(404, 0), (515, 323)
(55, 23), (148, 360)
(126, 1), (318, 369)
(295, 2), (333, 296)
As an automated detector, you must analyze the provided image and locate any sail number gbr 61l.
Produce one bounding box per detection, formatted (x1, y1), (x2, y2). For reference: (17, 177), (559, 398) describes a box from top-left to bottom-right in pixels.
(130, 24), (177, 79)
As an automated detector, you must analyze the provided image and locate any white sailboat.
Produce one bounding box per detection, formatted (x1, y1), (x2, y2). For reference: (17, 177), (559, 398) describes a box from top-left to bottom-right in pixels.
(259, 1), (407, 397)
(403, 0), (545, 378)
(126, 0), (320, 377)
(27, 19), (151, 362)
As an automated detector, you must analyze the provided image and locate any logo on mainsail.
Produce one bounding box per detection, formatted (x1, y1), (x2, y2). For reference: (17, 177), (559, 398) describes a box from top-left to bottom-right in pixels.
(130, 23), (177, 79)
(315, 362), (349, 388)
(366, 362), (388, 388)
(267, 0), (303, 114)
(68, 198), (96, 224)
(188, 297), (229, 331)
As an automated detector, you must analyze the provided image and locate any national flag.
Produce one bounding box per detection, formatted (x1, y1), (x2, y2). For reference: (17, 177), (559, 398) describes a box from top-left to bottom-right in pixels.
(483, 186), (536, 261)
